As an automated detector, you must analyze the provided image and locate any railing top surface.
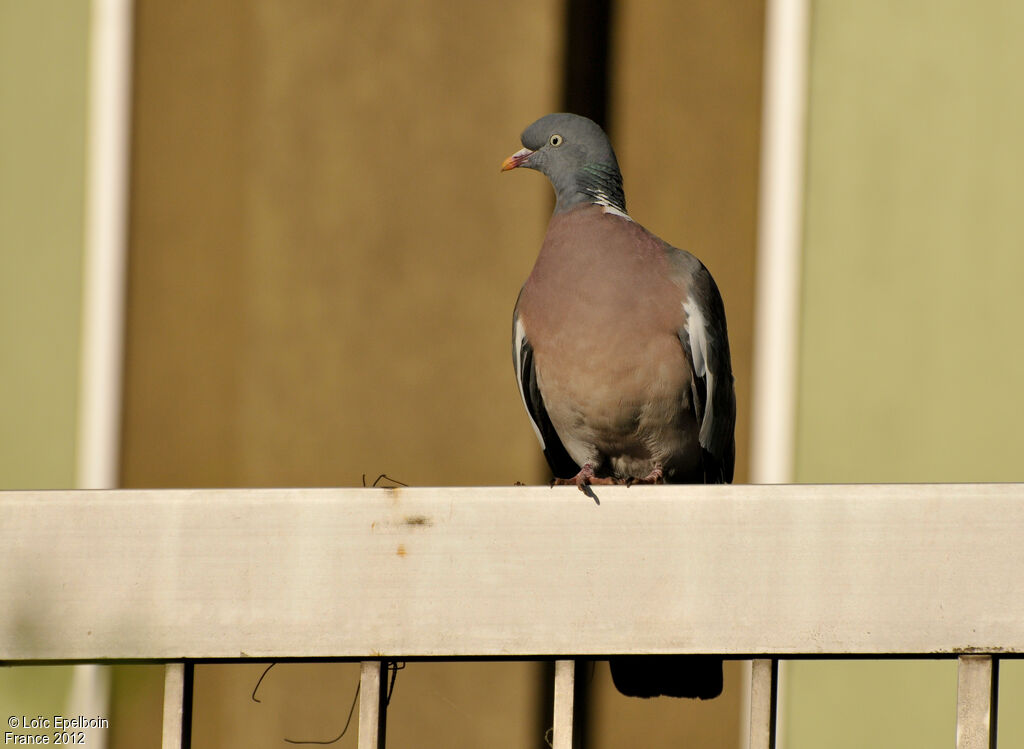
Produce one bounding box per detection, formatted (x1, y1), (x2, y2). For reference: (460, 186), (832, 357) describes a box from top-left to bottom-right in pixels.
(2, 483), (1022, 661)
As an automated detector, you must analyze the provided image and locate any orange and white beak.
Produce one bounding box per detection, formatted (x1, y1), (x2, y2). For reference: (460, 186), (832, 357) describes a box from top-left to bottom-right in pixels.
(501, 147), (534, 171)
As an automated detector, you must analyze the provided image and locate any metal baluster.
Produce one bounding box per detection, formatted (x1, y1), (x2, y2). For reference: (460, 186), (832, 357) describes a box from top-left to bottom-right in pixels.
(749, 659), (778, 749)
(956, 655), (998, 749)
(161, 662), (193, 749)
(359, 661), (388, 749)
(552, 660), (576, 749)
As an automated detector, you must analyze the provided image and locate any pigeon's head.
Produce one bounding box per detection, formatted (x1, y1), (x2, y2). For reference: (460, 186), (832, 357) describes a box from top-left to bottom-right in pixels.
(502, 113), (626, 215)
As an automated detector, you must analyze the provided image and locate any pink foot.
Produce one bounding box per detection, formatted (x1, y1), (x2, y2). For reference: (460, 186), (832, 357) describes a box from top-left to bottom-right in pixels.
(552, 463), (620, 492)
(626, 466), (665, 486)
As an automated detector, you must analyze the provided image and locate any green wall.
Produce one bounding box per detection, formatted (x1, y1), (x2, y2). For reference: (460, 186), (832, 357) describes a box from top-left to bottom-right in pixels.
(0, 0), (89, 489)
(788, 1), (1024, 746)
(0, 0), (91, 721)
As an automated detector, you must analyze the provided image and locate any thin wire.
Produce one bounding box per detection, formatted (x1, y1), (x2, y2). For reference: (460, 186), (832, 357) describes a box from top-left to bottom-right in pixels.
(362, 473), (409, 488)
(251, 663), (362, 746)
(283, 681), (360, 746)
(250, 662), (275, 703)
(386, 661), (405, 706)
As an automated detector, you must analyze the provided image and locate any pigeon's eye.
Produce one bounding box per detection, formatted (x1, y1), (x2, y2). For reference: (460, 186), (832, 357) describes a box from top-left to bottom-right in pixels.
(549, 134), (563, 147)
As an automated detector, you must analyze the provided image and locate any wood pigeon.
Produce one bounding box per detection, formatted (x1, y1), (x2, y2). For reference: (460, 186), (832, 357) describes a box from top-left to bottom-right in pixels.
(503, 113), (736, 699)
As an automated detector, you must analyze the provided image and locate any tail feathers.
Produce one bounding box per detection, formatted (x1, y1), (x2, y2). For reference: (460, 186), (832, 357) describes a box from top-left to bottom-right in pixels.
(609, 655), (723, 699)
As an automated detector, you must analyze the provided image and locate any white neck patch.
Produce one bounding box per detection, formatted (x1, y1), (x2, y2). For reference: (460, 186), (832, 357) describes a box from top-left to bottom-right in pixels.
(590, 191), (632, 221)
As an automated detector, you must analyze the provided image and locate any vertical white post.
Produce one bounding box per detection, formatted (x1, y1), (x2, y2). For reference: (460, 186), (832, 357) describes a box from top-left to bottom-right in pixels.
(161, 663), (191, 749)
(749, 0), (810, 740)
(748, 659), (778, 749)
(749, 0), (811, 486)
(552, 660), (575, 749)
(79, 0), (134, 491)
(76, 2), (135, 742)
(359, 661), (388, 749)
(957, 655), (997, 749)
(66, 665), (111, 748)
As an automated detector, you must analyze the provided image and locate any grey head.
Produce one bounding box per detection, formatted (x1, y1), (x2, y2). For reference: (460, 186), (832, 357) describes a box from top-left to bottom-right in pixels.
(502, 113), (626, 215)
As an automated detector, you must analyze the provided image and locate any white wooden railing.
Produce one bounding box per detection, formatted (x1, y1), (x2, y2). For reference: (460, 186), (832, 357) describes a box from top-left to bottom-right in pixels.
(2, 484), (1021, 748)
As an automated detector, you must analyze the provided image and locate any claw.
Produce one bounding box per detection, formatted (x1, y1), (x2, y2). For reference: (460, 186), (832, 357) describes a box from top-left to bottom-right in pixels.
(634, 466), (665, 485)
(552, 463), (618, 491)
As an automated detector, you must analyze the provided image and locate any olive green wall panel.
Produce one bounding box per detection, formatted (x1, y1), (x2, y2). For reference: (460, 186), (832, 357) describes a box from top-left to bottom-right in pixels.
(0, 0), (90, 733)
(1001, 663), (1024, 747)
(796, 1), (1024, 485)
(788, 2), (1024, 748)
(0, 0), (89, 489)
